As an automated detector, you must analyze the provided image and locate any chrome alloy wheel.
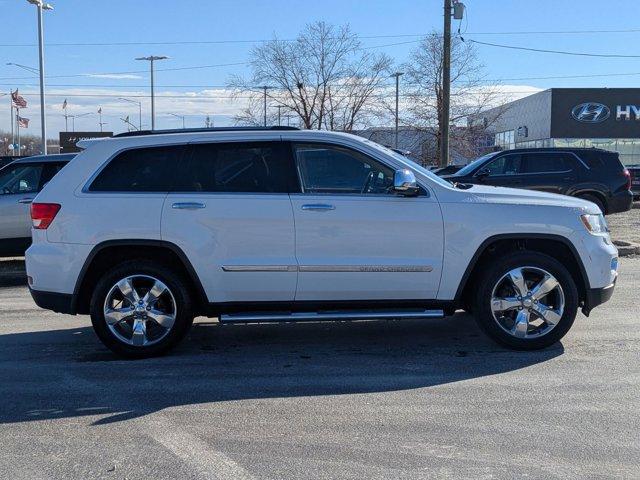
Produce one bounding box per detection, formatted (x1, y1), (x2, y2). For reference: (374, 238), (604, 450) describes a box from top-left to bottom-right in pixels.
(490, 266), (565, 339)
(103, 275), (177, 347)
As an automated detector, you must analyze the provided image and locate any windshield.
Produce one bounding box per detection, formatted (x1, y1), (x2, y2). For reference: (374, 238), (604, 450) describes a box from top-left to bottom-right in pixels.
(363, 139), (453, 188)
(453, 152), (499, 177)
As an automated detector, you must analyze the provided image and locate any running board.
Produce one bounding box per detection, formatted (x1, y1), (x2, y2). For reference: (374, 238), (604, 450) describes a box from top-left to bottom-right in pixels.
(220, 309), (445, 323)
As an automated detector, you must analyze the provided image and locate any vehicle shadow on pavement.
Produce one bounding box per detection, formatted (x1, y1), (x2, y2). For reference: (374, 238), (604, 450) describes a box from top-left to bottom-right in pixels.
(0, 315), (564, 426)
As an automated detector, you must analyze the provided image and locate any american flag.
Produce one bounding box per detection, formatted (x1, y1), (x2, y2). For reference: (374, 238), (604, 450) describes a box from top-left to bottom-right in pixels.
(17, 116), (29, 128)
(11, 90), (27, 109)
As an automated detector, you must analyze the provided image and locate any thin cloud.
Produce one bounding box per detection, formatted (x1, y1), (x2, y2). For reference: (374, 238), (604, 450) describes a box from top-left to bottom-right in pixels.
(83, 73), (143, 80)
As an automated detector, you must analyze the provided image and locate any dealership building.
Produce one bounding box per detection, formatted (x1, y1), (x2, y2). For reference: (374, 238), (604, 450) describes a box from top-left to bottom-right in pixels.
(474, 88), (640, 165)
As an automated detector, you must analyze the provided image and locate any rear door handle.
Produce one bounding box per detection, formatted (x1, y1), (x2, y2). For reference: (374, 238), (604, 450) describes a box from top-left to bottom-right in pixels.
(172, 202), (206, 210)
(301, 204), (335, 211)
(18, 198), (33, 204)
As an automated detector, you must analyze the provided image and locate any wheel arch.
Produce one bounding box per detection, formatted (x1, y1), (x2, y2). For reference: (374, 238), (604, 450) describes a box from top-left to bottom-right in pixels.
(73, 240), (208, 315)
(455, 233), (590, 311)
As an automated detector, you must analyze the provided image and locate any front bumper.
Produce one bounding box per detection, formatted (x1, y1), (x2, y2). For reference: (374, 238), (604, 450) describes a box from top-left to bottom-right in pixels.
(29, 287), (75, 315)
(582, 280), (616, 316)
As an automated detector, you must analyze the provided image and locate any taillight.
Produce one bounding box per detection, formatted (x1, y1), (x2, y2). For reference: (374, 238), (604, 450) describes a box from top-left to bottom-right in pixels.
(623, 169), (631, 190)
(31, 203), (61, 229)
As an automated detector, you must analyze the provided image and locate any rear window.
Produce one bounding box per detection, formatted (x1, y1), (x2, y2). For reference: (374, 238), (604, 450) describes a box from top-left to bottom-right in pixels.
(579, 151), (624, 171)
(89, 146), (185, 192)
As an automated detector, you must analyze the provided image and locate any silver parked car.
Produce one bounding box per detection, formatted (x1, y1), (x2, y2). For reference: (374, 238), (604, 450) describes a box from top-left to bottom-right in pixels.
(0, 153), (75, 256)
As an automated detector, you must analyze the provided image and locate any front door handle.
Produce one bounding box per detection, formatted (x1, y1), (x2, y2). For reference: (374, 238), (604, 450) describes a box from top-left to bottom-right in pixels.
(172, 202), (206, 210)
(301, 204), (335, 211)
(18, 198), (33, 204)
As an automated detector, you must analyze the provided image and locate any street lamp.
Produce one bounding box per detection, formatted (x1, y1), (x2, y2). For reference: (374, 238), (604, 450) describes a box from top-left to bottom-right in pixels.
(169, 113), (185, 129)
(69, 112), (92, 132)
(390, 72), (404, 149)
(118, 97), (142, 131)
(26, 0), (53, 155)
(6, 62), (39, 74)
(135, 55), (168, 130)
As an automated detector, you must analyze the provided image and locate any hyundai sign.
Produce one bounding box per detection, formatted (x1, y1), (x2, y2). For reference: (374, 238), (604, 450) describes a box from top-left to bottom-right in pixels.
(551, 88), (640, 138)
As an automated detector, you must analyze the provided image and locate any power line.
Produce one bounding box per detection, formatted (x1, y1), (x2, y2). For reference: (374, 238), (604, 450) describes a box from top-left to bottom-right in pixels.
(1, 28), (639, 48)
(464, 38), (640, 58)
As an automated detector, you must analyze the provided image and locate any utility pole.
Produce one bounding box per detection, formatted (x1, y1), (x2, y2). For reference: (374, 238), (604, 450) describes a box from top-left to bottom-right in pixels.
(391, 72), (404, 149)
(441, 0), (452, 168)
(441, 0), (465, 167)
(136, 55), (168, 130)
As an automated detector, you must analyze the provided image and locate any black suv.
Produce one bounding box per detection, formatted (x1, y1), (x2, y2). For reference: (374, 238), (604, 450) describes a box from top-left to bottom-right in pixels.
(444, 148), (633, 214)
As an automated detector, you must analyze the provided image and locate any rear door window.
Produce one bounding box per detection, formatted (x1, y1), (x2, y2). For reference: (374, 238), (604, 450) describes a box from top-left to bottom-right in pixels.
(89, 146), (185, 192)
(523, 154), (572, 173)
(174, 142), (293, 193)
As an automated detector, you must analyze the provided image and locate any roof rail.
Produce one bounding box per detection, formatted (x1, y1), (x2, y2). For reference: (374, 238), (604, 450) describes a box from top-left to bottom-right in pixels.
(113, 126), (299, 138)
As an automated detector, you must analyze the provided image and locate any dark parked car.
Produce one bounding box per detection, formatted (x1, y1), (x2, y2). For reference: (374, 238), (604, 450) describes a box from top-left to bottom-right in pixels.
(443, 148), (633, 215)
(0, 153), (75, 256)
(627, 164), (640, 199)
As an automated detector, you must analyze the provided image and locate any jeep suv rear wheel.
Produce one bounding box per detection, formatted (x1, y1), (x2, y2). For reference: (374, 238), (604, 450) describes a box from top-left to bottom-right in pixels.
(473, 251), (579, 350)
(90, 261), (194, 358)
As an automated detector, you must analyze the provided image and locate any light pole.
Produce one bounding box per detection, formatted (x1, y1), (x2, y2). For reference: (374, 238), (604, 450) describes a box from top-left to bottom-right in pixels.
(169, 113), (185, 129)
(391, 72), (404, 149)
(69, 112), (92, 132)
(26, 0), (53, 155)
(275, 105), (285, 126)
(135, 56), (168, 130)
(118, 97), (142, 131)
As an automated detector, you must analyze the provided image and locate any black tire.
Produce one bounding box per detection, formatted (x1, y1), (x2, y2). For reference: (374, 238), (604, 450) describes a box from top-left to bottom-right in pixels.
(473, 251), (579, 350)
(90, 260), (194, 358)
(577, 193), (606, 215)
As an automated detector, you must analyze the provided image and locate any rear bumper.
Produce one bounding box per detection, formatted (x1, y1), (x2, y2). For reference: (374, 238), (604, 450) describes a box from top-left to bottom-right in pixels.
(29, 288), (75, 315)
(582, 281), (615, 316)
(607, 190), (633, 214)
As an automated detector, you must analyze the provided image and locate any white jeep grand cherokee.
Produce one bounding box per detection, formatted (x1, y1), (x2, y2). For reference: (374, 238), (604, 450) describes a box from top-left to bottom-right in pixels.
(26, 127), (618, 357)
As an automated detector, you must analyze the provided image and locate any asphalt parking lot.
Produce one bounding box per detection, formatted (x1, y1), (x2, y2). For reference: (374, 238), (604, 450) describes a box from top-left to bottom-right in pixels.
(0, 259), (638, 480)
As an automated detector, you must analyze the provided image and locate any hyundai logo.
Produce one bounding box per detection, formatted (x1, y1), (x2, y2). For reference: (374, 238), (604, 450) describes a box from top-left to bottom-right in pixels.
(571, 102), (610, 123)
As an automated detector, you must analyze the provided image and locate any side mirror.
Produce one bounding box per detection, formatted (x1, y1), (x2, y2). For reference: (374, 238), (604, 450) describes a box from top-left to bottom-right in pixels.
(476, 168), (490, 180)
(393, 169), (419, 196)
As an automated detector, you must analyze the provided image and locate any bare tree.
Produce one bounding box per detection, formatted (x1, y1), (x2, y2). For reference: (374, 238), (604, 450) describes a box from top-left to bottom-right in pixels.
(402, 33), (508, 165)
(229, 22), (392, 131)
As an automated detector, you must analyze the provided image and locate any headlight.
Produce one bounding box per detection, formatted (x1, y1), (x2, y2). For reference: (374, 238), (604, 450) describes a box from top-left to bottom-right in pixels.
(580, 214), (609, 234)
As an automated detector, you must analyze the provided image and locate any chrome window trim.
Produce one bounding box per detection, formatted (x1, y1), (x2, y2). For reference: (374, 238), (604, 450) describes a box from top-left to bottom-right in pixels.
(222, 265), (433, 273)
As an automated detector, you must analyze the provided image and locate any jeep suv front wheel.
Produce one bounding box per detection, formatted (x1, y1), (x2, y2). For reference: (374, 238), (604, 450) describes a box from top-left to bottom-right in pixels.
(90, 261), (194, 358)
(473, 251), (579, 350)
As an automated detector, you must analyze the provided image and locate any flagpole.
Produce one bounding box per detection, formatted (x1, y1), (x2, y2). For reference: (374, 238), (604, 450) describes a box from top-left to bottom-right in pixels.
(16, 107), (20, 156)
(64, 103), (68, 132)
(10, 89), (14, 157)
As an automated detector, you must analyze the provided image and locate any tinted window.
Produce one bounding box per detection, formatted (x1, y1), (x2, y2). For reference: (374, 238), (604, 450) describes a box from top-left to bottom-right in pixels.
(524, 154), (571, 173)
(90, 146), (184, 192)
(483, 154), (523, 176)
(174, 142), (291, 193)
(294, 143), (394, 194)
(40, 162), (68, 188)
(0, 163), (43, 194)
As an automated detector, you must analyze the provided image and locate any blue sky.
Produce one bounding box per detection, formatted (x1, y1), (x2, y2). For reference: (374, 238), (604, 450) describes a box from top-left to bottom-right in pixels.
(0, 0), (639, 136)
